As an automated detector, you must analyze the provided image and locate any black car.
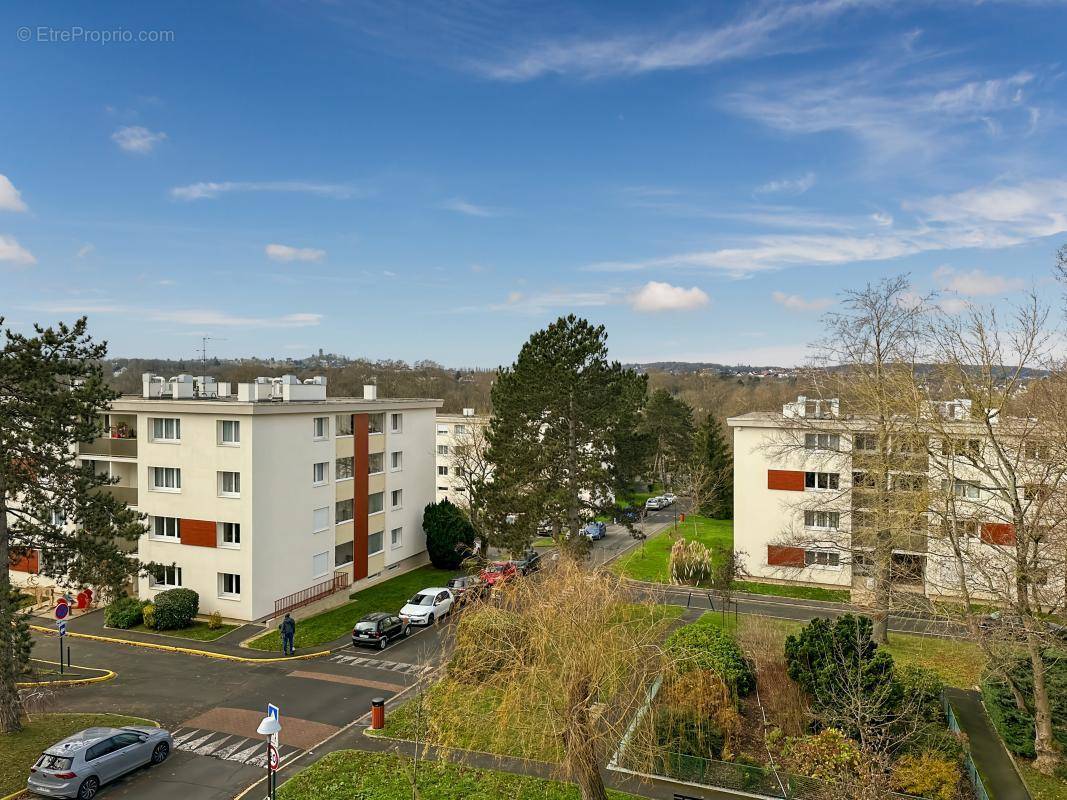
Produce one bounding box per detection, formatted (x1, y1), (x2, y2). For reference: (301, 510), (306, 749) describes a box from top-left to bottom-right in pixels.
(513, 550), (542, 575)
(447, 574), (487, 603)
(352, 612), (408, 650)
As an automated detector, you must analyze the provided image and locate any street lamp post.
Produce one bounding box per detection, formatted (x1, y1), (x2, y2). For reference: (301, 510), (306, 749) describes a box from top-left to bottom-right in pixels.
(257, 715), (281, 800)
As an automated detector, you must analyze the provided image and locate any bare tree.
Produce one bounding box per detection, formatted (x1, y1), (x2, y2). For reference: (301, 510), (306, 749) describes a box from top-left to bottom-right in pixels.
(448, 421), (494, 550)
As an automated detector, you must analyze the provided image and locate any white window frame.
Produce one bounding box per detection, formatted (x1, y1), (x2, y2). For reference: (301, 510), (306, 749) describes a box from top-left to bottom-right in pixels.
(436, 424), (450, 435)
(218, 419), (240, 446)
(311, 551), (329, 579)
(151, 516), (180, 541)
(368, 531), (384, 556)
(390, 489), (403, 510)
(336, 456), (354, 481)
(150, 564), (182, 588)
(390, 451), (403, 472)
(312, 461), (329, 486)
(368, 413), (385, 435)
(804, 433), (840, 451)
(335, 414), (354, 437)
(218, 521), (241, 548)
(390, 526), (403, 550)
(313, 506), (330, 533)
(218, 572), (241, 599)
(804, 549), (841, 569)
(390, 413), (403, 433)
(368, 452), (384, 475)
(454, 424), (466, 435)
(218, 471), (241, 498)
(150, 417), (181, 443)
(336, 499), (354, 524)
(150, 466), (181, 493)
(437, 465), (449, 476)
(369, 491), (384, 515)
(805, 472), (839, 491)
(803, 510), (840, 530)
(313, 416), (329, 440)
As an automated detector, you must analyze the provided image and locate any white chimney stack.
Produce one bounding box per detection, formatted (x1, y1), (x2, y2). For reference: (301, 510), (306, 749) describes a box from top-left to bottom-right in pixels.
(363, 384), (378, 401)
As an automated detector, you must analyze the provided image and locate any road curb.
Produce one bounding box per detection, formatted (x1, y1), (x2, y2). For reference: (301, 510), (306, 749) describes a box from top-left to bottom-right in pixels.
(29, 625), (331, 663)
(17, 658), (116, 688)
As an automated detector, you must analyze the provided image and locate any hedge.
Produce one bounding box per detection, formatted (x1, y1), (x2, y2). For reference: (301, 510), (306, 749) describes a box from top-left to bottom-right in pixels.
(104, 596), (143, 629)
(981, 649), (1067, 757)
(664, 623), (755, 697)
(152, 588), (199, 630)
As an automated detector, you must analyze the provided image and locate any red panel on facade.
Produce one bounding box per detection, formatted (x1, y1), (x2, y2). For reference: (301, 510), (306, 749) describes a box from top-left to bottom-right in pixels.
(353, 413), (370, 581)
(9, 548), (39, 574)
(767, 545), (806, 568)
(767, 469), (805, 491)
(981, 522), (1016, 546)
(180, 519), (217, 548)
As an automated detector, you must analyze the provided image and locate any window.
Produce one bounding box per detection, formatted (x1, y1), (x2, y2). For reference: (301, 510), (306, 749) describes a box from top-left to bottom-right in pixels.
(368, 531), (384, 555)
(151, 417), (181, 442)
(437, 424), (450, 435)
(368, 413), (385, 434)
(218, 420), (240, 445)
(50, 510), (66, 527)
(804, 433), (839, 451)
(390, 527), (403, 549)
(313, 461), (328, 486)
(804, 550), (840, 568)
(437, 444), (450, 456)
(943, 438), (980, 459)
(336, 414), (353, 436)
(313, 416), (328, 439)
(391, 489), (403, 509)
(438, 465), (450, 476)
(804, 510), (840, 529)
(852, 471), (880, 489)
(336, 499), (354, 523)
(368, 452), (384, 474)
(390, 413), (403, 433)
(941, 518), (980, 539)
(454, 424), (466, 435)
(804, 472), (839, 490)
(150, 565), (182, 588)
(369, 491), (384, 514)
(390, 451), (403, 471)
(219, 572), (241, 598)
(1025, 484), (1051, 502)
(218, 471), (241, 497)
(313, 506), (330, 532)
(1025, 441), (1050, 461)
(312, 551), (329, 578)
(336, 456), (354, 480)
(335, 541), (354, 566)
(893, 474), (926, 492)
(852, 433), (878, 452)
(219, 522), (241, 547)
(944, 479), (980, 500)
(152, 516), (180, 540)
(150, 466), (181, 492)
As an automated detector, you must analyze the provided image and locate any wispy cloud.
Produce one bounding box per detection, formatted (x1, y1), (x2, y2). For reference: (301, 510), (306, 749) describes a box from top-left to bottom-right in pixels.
(755, 172), (816, 196)
(76, 243), (94, 258)
(32, 300), (322, 329)
(630, 281), (710, 312)
(112, 125), (167, 154)
(265, 243), (327, 262)
(440, 197), (502, 217)
(170, 181), (356, 201)
(455, 288), (620, 314)
(0, 235), (35, 266)
(0, 175), (28, 212)
(932, 265), (1025, 296)
(772, 291), (833, 312)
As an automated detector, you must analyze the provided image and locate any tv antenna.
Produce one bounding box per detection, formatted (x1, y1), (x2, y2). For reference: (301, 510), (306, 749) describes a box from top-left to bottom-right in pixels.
(200, 336), (226, 375)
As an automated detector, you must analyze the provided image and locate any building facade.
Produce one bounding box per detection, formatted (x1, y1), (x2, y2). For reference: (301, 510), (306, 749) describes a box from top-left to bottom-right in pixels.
(12, 374), (440, 621)
(434, 409), (489, 504)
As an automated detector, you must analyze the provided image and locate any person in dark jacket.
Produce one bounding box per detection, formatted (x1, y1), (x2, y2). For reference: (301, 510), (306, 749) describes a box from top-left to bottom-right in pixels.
(279, 613), (296, 655)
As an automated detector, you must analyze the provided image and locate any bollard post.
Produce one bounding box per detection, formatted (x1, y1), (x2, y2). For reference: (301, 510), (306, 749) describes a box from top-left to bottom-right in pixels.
(67, 646), (71, 672)
(371, 697), (385, 730)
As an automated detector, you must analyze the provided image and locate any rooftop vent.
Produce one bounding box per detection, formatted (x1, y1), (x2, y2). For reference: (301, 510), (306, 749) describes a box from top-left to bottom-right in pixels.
(462, 408), (475, 417)
(364, 384), (378, 401)
(783, 395), (839, 419)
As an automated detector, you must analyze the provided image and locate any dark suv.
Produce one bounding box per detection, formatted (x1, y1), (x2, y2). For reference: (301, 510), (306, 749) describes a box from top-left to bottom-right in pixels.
(447, 575), (486, 604)
(352, 612), (408, 650)
(513, 550), (542, 575)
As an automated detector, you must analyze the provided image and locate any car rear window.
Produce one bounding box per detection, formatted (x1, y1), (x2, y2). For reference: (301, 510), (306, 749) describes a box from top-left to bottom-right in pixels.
(37, 754), (73, 771)
(447, 579), (463, 588)
(355, 621), (378, 632)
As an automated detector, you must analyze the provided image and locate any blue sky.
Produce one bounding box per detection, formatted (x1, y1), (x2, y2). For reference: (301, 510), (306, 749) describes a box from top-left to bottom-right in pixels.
(2, 1), (1066, 367)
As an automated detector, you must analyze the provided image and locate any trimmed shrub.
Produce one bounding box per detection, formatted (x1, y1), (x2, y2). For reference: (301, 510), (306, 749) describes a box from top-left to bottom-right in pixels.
(980, 649), (1067, 758)
(208, 610), (223, 630)
(665, 622), (755, 697)
(152, 588), (199, 630)
(141, 602), (157, 629)
(422, 499), (476, 570)
(891, 752), (963, 800)
(104, 596), (143, 629)
(448, 606), (528, 683)
(775, 727), (861, 782)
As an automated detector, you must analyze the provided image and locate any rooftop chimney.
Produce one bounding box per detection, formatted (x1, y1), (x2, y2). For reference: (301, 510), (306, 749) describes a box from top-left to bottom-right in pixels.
(363, 384), (378, 401)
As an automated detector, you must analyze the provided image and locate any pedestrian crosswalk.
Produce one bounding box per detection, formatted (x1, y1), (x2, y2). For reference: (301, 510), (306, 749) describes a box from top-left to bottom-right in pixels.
(329, 652), (431, 675)
(171, 727), (302, 767)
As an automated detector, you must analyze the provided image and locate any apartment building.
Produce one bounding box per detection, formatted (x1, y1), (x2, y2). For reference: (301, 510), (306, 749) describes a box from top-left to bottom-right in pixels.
(434, 409), (489, 504)
(728, 395), (1051, 599)
(34, 374), (440, 622)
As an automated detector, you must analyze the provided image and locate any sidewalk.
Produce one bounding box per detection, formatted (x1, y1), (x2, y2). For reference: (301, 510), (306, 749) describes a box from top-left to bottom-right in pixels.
(945, 687), (1032, 800)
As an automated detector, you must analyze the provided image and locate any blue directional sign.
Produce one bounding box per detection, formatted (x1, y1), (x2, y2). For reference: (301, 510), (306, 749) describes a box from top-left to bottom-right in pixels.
(57, 620), (67, 636)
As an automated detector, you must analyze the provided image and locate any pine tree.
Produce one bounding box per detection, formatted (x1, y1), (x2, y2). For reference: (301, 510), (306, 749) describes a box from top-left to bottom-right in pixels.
(0, 318), (145, 732)
(692, 414), (733, 519)
(486, 316), (646, 554)
(639, 389), (694, 489)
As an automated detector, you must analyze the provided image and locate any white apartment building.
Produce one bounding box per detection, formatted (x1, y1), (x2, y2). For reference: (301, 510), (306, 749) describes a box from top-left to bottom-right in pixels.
(728, 395), (1055, 600)
(434, 409), (489, 504)
(15, 374), (440, 622)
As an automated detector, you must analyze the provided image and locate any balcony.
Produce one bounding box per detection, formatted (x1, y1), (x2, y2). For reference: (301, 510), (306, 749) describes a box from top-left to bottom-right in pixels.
(852, 528), (928, 553)
(91, 485), (138, 507)
(80, 436), (138, 459)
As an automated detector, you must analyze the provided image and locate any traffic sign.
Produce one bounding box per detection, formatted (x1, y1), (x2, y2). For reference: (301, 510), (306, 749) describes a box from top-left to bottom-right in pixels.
(267, 703), (280, 757)
(54, 603), (69, 620)
(57, 621), (67, 636)
(267, 743), (279, 770)
(267, 703), (279, 721)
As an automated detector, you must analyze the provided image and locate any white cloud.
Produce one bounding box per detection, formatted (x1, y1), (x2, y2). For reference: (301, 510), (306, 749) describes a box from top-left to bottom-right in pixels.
(871, 212), (893, 227)
(629, 281), (710, 313)
(454, 289), (619, 314)
(772, 291), (833, 312)
(755, 172), (816, 195)
(32, 300), (322, 329)
(0, 234), (35, 266)
(506, 291), (524, 304)
(0, 175), (28, 212)
(440, 197), (500, 217)
(111, 126), (167, 154)
(76, 243), (95, 258)
(932, 265), (1025, 297)
(171, 181), (355, 201)
(265, 243), (326, 262)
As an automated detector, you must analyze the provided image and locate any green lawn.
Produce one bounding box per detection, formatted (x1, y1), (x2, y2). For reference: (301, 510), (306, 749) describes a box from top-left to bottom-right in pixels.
(1019, 762), (1067, 800)
(129, 620), (238, 642)
(247, 565), (456, 651)
(0, 713), (157, 796)
(733, 580), (850, 603)
(278, 750), (639, 800)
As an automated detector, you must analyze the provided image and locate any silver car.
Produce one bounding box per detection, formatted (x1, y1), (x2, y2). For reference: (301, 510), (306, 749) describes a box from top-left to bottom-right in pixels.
(28, 725), (172, 799)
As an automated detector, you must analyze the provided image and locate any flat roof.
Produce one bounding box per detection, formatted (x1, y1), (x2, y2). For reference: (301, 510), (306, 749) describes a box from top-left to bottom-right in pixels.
(110, 396), (443, 414)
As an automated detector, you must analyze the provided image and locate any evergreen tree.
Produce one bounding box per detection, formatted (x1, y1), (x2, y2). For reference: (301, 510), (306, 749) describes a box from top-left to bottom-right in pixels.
(486, 316), (646, 554)
(422, 499), (476, 569)
(692, 414), (733, 519)
(0, 318), (145, 732)
(639, 389), (694, 488)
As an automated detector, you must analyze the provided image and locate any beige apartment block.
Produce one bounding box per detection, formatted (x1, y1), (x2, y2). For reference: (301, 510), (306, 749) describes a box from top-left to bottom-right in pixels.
(434, 409), (489, 504)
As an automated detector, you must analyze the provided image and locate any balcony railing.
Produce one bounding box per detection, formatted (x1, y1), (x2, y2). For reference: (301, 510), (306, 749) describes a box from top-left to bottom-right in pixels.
(80, 436), (138, 458)
(91, 485), (138, 507)
(271, 573), (350, 619)
(852, 529), (928, 553)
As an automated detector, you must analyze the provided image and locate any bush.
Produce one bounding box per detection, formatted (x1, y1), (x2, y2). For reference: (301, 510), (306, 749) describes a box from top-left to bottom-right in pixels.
(208, 610), (223, 630)
(665, 623), (755, 697)
(891, 752), (963, 800)
(152, 588), (199, 630)
(422, 500), (476, 570)
(669, 538), (713, 585)
(653, 706), (726, 759)
(104, 596), (143, 629)
(980, 648), (1067, 758)
(775, 728), (861, 782)
(141, 602), (157, 629)
(897, 664), (946, 726)
(449, 606), (528, 683)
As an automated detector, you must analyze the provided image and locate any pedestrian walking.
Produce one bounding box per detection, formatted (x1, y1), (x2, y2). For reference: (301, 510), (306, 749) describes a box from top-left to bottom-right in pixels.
(279, 613), (296, 656)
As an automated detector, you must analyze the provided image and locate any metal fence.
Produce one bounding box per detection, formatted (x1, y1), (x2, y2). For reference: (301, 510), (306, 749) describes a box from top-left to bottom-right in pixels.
(272, 573), (349, 617)
(944, 698), (992, 800)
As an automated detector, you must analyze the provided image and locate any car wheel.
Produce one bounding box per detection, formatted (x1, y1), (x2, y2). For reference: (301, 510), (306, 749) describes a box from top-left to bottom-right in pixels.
(77, 777), (100, 800)
(379, 635), (388, 650)
(427, 613), (435, 625)
(152, 742), (170, 764)
(402, 625), (410, 637)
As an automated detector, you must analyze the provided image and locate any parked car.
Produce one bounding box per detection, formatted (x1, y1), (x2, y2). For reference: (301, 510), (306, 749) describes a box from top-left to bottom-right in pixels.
(352, 612), (408, 649)
(536, 519), (555, 536)
(619, 505), (642, 523)
(28, 725), (173, 799)
(400, 588), (455, 626)
(662, 492), (677, 506)
(645, 496), (667, 510)
(978, 610), (1067, 639)
(480, 560), (518, 588)
(447, 574), (487, 604)
(512, 550), (542, 575)
(583, 521), (606, 540)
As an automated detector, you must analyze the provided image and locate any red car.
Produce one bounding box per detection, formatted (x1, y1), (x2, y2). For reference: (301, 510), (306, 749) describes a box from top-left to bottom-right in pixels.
(479, 561), (517, 588)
